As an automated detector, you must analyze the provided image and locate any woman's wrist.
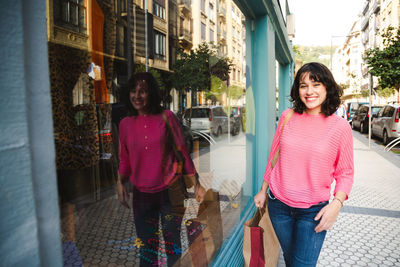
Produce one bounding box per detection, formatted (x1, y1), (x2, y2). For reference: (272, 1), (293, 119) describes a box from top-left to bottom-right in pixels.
(260, 181), (269, 193)
(333, 197), (343, 208)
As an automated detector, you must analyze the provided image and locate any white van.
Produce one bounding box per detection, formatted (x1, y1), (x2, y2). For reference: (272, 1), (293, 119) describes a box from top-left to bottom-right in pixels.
(183, 106), (229, 137)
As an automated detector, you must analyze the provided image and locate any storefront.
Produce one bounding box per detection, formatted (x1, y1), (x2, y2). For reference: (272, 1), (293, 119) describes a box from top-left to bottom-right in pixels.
(0, 0), (293, 266)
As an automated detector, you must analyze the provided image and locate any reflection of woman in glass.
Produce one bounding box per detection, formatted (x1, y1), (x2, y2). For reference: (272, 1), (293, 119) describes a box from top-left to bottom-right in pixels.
(254, 62), (354, 266)
(117, 72), (205, 266)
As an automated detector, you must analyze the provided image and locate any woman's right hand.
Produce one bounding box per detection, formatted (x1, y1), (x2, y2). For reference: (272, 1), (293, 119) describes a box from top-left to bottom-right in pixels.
(254, 180), (269, 208)
(117, 180), (130, 209)
(254, 190), (267, 208)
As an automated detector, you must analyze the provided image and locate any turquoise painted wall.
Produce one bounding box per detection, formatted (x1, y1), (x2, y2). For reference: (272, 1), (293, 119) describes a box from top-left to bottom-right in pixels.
(279, 62), (292, 115)
(212, 0), (294, 265)
(0, 1), (62, 266)
(254, 15), (277, 192)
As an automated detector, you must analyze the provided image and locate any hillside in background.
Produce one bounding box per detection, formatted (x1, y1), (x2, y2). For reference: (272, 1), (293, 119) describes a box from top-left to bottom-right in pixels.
(293, 45), (336, 67)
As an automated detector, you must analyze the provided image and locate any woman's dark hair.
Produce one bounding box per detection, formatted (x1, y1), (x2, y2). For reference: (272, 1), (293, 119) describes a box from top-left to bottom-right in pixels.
(124, 72), (163, 116)
(290, 62), (342, 116)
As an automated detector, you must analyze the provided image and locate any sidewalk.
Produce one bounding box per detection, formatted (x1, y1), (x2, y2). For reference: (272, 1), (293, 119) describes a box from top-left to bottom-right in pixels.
(278, 131), (400, 266)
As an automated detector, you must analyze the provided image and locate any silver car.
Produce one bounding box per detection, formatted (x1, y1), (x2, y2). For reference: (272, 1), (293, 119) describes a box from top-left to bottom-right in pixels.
(371, 104), (400, 145)
(183, 106), (229, 137)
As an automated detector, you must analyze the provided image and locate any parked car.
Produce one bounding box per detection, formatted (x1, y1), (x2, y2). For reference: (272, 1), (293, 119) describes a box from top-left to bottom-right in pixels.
(346, 102), (368, 124)
(183, 106), (234, 137)
(352, 104), (382, 133)
(371, 104), (400, 145)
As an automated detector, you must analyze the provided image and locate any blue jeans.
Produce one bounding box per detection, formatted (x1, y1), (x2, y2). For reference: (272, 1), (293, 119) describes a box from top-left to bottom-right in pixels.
(267, 189), (328, 267)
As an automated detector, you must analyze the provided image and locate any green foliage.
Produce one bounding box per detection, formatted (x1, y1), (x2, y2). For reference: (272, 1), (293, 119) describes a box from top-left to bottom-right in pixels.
(294, 46), (333, 66)
(206, 76), (244, 104)
(376, 87), (396, 98)
(365, 27), (400, 92)
(361, 89), (369, 98)
(229, 85), (245, 100)
(172, 43), (232, 94)
(206, 76), (226, 104)
(134, 64), (165, 91)
(172, 43), (211, 93)
(210, 56), (233, 81)
(339, 83), (349, 90)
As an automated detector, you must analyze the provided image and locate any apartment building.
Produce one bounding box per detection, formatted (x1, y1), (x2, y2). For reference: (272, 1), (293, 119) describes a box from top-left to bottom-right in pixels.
(333, 0), (399, 104)
(360, 0), (399, 103)
(191, 0), (246, 105)
(332, 20), (362, 100)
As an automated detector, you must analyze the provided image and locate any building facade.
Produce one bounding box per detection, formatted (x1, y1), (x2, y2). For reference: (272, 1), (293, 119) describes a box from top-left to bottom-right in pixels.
(332, 19), (363, 100)
(334, 0), (400, 104)
(190, 0), (246, 106)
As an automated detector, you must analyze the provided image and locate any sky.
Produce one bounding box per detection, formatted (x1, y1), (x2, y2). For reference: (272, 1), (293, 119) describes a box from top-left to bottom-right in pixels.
(287, 0), (365, 46)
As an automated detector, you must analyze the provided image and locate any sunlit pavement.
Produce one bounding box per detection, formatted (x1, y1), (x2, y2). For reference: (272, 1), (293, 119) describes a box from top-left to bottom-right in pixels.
(64, 130), (400, 266)
(277, 131), (400, 266)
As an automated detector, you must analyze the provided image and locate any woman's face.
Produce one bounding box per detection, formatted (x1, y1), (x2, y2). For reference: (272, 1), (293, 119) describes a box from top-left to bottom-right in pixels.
(299, 72), (327, 115)
(130, 81), (149, 115)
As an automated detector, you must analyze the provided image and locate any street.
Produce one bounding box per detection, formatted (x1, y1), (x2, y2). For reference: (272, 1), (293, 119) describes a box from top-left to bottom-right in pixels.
(277, 130), (400, 266)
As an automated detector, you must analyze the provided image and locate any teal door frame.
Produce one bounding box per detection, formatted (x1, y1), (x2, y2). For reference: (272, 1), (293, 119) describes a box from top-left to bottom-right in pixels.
(211, 0), (294, 266)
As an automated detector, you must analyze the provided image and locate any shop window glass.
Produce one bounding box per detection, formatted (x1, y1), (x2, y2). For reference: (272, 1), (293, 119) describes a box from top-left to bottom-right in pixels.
(47, 0), (251, 266)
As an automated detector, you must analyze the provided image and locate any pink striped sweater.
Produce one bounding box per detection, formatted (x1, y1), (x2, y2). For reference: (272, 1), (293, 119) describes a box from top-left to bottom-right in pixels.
(264, 109), (354, 208)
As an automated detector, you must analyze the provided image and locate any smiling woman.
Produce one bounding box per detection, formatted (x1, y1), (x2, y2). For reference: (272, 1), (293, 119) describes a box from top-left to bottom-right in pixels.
(254, 62), (354, 266)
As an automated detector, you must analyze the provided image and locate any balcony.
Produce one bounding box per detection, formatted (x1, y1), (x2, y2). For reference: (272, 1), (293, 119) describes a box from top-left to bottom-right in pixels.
(179, 0), (191, 16)
(218, 7), (226, 22)
(178, 28), (193, 49)
(217, 30), (226, 44)
(362, 1), (369, 15)
(372, 0), (380, 13)
(362, 32), (369, 45)
(374, 19), (380, 31)
(361, 16), (369, 31)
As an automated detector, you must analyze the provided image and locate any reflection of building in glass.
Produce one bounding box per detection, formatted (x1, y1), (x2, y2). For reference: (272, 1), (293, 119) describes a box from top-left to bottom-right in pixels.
(2, 0), (294, 266)
(190, 0), (246, 106)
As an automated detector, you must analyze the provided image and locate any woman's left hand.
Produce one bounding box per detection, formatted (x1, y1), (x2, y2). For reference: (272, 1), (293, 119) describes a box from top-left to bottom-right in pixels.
(314, 200), (342, 233)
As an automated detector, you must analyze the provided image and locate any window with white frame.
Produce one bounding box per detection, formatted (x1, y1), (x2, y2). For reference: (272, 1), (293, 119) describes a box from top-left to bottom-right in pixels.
(209, 28), (214, 42)
(201, 22), (206, 40)
(209, 4), (214, 21)
(153, 3), (165, 19)
(201, 0), (206, 13)
(154, 31), (166, 60)
(56, 0), (87, 33)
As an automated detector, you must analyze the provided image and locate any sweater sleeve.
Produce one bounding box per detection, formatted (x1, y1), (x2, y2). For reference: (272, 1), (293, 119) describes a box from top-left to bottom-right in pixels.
(263, 109), (291, 183)
(118, 119), (131, 177)
(166, 110), (196, 176)
(333, 122), (354, 198)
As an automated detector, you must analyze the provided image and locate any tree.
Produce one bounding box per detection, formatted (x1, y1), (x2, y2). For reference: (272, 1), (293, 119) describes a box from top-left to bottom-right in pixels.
(171, 42), (232, 110)
(206, 75), (227, 105)
(172, 43), (213, 94)
(365, 26), (400, 94)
